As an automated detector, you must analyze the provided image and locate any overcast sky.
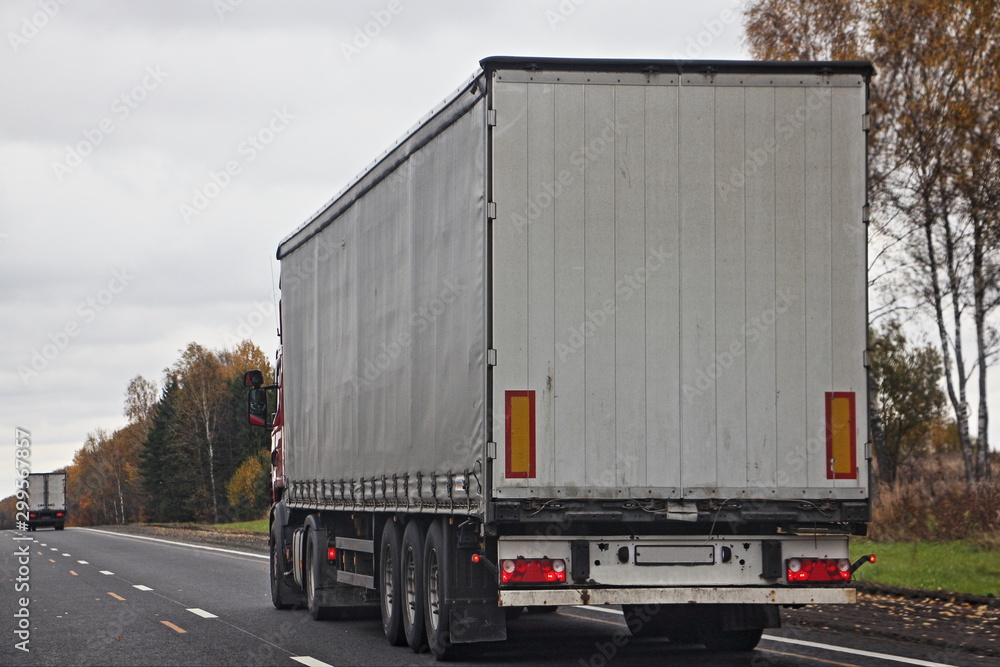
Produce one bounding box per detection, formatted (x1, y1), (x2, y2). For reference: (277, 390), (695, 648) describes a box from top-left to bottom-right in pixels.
(2, 1), (994, 498)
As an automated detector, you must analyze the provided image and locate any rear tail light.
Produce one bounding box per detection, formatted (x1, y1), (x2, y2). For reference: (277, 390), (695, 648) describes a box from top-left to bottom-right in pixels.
(327, 547), (338, 562)
(786, 558), (852, 582)
(500, 557), (567, 584)
(56, 512), (64, 517)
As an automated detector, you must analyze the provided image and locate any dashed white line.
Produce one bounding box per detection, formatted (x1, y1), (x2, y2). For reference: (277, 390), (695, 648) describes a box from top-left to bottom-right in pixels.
(291, 657), (335, 667)
(187, 608), (218, 619)
(78, 560), (89, 564)
(62, 553), (71, 557)
(761, 636), (954, 667)
(133, 585), (153, 591)
(100, 570), (114, 575)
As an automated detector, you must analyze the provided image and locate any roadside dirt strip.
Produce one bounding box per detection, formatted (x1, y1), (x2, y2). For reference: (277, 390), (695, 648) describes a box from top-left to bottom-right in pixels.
(97, 524), (998, 660)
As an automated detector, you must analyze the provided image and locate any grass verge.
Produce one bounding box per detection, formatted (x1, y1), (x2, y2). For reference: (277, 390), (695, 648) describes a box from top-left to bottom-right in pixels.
(212, 518), (268, 534)
(851, 538), (1000, 597)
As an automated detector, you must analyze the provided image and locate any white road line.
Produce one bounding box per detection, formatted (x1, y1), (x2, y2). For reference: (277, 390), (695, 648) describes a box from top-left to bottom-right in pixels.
(761, 636), (954, 667)
(50, 547), (58, 551)
(187, 608), (218, 619)
(100, 570), (114, 575)
(62, 553), (71, 557)
(78, 560), (89, 564)
(133, 585), (153, 591)
(80, 527), (268, 560)
(291, 657), (335, 667)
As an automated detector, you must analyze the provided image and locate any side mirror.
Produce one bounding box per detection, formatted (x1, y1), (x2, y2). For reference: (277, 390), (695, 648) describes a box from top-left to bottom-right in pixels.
(248, 387), (268, 427)
(244, 369), (264, 388)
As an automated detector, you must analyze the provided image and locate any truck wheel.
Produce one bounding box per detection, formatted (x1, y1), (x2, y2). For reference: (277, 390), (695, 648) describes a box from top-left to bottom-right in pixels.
(623, 604), (670, 638)
(305, 530), (334, 621)
(269, 522), (301, 610)
(700, 627), (763, 652)
(401, 521), (428, 652)
(379, 520), (406, 646)
(423, 520), (452, 659)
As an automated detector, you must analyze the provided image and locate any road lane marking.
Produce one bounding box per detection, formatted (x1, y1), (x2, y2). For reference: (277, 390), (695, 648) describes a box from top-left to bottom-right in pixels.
(761, 635), (954, 667)
(78, 560), (89, 564)
(108, 592), (125, 601)
(81, 527), (268, 560)
(160, 621), (187, 634)
(187, 608), (218, 618)
(70, 571), (78, 576)
(557, 611), (627, 628)
(62, 553), (71, 557)
(50, 547), (58, 551)
(761, 648), (864, 667)
(583, 605), (625, 616)
(133, 585), (153, 591)
(48, 558), (55, 563)
(581, 606), (950, 667)
(100, 570), (115, 575)
(291, 657), (334, 667)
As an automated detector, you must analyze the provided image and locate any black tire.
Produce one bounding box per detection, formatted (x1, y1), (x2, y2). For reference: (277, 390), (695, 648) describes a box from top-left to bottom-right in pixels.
(623, 604), (671, 638)
(401, 521), (427, 652)
(504, 606), (524, 622)
(55, 524), (64, 531)
(423, 521), (452, 659)
(379, 520), (406, 646)
(700, 628), (764, 652)
(527, 605), (559, 614)
(306, 530), (334, 621)
(269, 522), (300, 610)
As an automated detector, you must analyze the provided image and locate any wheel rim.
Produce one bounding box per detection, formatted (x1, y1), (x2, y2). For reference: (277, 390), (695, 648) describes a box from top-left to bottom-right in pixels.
(426, 548), (440, 632)
(382, 545), (395, 622)
(306, 549), (316, 605)
(403, 546), (417, 625)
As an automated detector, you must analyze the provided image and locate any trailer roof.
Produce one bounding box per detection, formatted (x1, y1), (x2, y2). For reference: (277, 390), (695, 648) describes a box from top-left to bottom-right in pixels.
(480, 56), (874, 79)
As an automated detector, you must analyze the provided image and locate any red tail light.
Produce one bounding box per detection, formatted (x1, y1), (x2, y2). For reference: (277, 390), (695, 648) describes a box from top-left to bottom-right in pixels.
(56, 512), (64, 517)
(786, 558), (852, 582)
(500, 557), (566, 584)
(327, 547), (338, 562)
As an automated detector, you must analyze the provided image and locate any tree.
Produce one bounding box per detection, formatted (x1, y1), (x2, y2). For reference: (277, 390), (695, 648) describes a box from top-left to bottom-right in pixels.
(742, 0), (997, 486)
(226, 448), (271, 521)
(869, 322), (947, 483)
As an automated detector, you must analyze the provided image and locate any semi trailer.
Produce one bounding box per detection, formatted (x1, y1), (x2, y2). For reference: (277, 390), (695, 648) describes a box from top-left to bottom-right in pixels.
(26, 471), (67, 531)
(245, 56), (876, 659)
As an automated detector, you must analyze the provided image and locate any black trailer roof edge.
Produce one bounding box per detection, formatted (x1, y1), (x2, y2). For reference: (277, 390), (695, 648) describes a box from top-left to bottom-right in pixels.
(479, 55), (875, 79)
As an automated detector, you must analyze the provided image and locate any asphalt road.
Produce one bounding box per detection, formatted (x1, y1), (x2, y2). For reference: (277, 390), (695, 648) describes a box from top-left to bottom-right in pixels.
(0, 528), (987, 666)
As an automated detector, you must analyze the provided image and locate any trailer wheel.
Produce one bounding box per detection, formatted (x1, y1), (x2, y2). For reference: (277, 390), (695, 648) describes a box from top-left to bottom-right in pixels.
(305, 530), (335, 621)
(401, 521), (427, 652)
(700, 628), (764, 652)
(423, 520), (452, 659)
(379, 520), (406, 646)
(269, 522), (300, 610)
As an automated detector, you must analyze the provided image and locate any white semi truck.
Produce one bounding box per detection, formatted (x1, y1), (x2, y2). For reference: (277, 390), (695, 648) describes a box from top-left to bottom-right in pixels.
(245, 56), (876, 659)
(27, 471), (67, 531)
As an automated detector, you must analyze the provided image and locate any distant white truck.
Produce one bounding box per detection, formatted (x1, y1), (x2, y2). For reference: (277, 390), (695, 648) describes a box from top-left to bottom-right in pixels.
(27, 472), (67, 531)
(246, 56), (877, 659)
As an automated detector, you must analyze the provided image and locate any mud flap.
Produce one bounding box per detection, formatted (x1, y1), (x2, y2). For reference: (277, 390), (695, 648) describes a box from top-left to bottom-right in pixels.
(449, 602), (507, 643)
